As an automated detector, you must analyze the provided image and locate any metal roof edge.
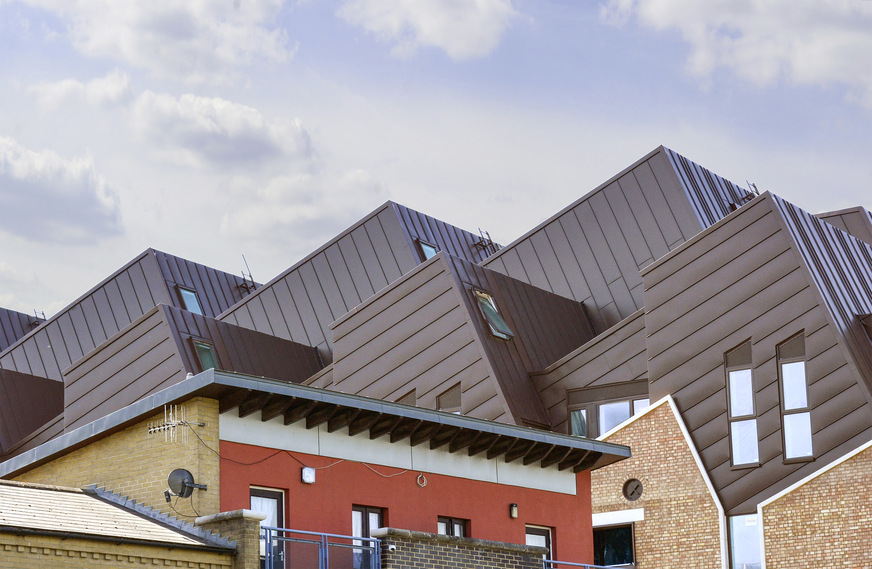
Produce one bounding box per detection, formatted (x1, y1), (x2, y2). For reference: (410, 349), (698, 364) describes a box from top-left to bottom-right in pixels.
(216, 201), (397, 320)
(481, 146), (665, 265)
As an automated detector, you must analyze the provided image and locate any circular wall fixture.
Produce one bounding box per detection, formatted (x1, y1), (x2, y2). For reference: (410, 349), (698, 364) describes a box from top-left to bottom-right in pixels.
(622, 478), (643, 501)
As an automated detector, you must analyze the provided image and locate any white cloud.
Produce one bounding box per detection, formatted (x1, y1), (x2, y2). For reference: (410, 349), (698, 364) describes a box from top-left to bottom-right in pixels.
(601, 0), (872, 106)
(220, 169), (389, 249)
(21, 0), (292, 82)
(0, 137), (122, 243)
(29, 69), (133, 111)
(337, 0), (517, 59)
(132, 91), (314, 167)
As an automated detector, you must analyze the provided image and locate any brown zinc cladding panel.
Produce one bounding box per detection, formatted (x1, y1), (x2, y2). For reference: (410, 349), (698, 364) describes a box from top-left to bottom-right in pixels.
(63, 305), (185, 431)
(0, 249), (253, 383)
(63, 304), (323, 431)
(219, 203), (420, 363)
(330, 254), (510, 423)
(0, 308), (42, 352)
(642, 193), (872, 515)
(482, 146), (751, 332)
(392, 202), (500, 263)
(531, 309), (647, 433)
(0, 370), (63, 453)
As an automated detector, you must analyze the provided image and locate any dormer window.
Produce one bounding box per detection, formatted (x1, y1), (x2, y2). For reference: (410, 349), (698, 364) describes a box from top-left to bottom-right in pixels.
(417, 239), (439, 261)
(473, 289), (514, 340)
(178, 286), (204, 316)
(778, 333), (812, 461)
(726, 340), (759, 467)
(193, 340), (217, 371)
(437, 383), (461, 414)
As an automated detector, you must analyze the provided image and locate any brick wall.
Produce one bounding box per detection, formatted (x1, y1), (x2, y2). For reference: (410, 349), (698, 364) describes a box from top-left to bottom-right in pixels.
(761, 442), (872, 568)
(197, 509), (266, 569)
(13, 397), (220, 519)
(591, 401), (723, 568)
(374, 527), (546, 569)
(0, 533), (231, 568)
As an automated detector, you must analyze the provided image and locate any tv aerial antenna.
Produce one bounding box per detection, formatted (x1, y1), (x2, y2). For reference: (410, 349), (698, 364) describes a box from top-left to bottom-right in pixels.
(147, 404), (204, 444)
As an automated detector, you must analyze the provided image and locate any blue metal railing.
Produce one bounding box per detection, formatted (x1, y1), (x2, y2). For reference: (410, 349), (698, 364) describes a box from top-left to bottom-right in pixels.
(262, 527), (381, 569)
(544, 560), (621, 569)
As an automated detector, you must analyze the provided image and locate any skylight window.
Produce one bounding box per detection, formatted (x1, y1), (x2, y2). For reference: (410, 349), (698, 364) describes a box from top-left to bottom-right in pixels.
(194, 341), (217, 371)
(178, 287), (204, 316)
(417, 240), (439, 261)
(473, 290), (514, 340)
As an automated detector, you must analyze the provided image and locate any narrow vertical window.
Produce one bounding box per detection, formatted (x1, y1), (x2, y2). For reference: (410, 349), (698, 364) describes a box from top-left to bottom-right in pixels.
(569, 409), (587, 437)
(779, 333), (813, 460)
(729, 514), (761, 569)
(250, 487), (284, 569)
(726, 341), (758, 466)
(525, 525), (552, 560)
(352, 505), (383, 569)
(178, 286), (204, 316)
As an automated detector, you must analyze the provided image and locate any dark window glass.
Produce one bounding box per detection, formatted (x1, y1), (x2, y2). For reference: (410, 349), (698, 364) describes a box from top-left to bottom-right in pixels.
(179, 287), (204, 315)
(194, 341), (218, 371)
(593, 525), (634, 566)
(437, 383), (461, 413)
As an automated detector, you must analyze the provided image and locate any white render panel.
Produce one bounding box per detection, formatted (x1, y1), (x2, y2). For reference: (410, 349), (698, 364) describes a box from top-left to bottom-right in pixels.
(220, 413), (577, 494)
(592, 508), (645, 527)
(220, 413), (320, 456)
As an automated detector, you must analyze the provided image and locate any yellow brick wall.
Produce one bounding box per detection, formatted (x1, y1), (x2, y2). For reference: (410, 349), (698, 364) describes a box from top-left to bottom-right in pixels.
(0, 533), (232, 568)
(591, 402), (723, 569)
(761, 442), (872, 568)
(13, 397), (220, 519)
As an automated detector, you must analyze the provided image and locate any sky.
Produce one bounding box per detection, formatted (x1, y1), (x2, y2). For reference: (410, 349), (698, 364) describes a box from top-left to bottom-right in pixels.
(1, 0), (871, 317)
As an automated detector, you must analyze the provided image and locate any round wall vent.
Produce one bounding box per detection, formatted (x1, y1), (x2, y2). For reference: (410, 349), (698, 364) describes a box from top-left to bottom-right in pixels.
(622, 478), (643, 501)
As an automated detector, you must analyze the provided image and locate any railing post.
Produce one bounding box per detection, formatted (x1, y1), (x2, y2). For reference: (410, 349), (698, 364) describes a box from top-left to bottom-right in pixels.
(264, 527), (273, 569)
(320, 532), (329, 569)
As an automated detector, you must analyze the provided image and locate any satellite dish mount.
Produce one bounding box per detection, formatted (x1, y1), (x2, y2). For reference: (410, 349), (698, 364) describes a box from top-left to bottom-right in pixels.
(167, 468), (207, 499)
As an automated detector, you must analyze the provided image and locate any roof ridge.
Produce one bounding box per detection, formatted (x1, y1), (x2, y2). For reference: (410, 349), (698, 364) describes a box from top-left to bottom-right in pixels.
(84, 485), (236, 550)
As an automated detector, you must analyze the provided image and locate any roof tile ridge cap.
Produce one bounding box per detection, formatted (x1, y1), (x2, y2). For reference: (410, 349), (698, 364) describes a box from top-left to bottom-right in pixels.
(84, 485), (237, 549)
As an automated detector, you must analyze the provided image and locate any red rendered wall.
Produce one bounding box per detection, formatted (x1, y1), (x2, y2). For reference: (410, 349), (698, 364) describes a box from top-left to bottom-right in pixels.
(220, 441), (594, 563)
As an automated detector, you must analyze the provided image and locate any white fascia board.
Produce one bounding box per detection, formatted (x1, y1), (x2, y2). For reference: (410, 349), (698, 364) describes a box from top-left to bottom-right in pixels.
(592, 508), (644, 527)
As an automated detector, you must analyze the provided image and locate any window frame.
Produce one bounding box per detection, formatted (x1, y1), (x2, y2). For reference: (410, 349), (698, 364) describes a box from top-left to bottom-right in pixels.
(566, 381), (649, 439)
(416, 239), (439, 261)
(437, 516), (468, 538)
(178, 286), (204, 316)
(472, 289), (514, 340)
(592, 523), (635, 567)
(778, 333), (814, 463)
(524, 525), (553, 560)
(250, 487), (285, 569)
(725, 340), (759, 469)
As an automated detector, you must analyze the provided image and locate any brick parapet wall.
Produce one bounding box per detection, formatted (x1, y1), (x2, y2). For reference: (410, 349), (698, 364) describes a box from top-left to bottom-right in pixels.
(761, 442), (872, 568)
(591, 402), (723, 568)
(0, 533), (232, 568)
(196, 509), (265, 569)
(373, 527), (546, 569)
(12, 397), (220, 519)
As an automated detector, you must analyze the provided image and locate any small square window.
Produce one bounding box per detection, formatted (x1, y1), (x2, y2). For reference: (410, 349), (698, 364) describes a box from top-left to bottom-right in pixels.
(437, 516), (467, 537)
(599, 400), (631, 435)
(593, 524), (634, 566)
(179, 287), (204, 316)
(473, 290), (513, 340)
(730, 419), (759, 465)
(437, 383), (461, 413)
(194, 341), (218, 371)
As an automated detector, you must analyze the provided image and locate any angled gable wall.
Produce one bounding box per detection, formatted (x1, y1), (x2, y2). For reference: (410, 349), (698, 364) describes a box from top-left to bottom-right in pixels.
(482, 146), (751, 332)
(816, 206), (872, 247)
(330, 254), (510, 422)
(0, 249), (254, 382)
(0, 370), (63, 453)
(642, 193), (872, 515)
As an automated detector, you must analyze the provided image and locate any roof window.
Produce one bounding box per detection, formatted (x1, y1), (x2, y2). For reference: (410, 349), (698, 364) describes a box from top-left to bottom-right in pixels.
(473, 290), (514, 340)
(178, 286), (204, 316)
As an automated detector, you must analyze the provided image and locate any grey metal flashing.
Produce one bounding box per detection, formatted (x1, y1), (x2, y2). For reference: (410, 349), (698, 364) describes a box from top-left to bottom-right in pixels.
(85, 485), (236, 550)
(0, 369), (629, 478)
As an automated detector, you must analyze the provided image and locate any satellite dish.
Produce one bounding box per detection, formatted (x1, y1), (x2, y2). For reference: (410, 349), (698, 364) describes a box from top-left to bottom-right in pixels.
(168, 468), (196, 498)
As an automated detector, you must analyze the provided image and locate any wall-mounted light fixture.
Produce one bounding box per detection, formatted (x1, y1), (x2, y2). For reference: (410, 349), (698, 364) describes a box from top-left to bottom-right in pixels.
(509, 503), (519, 519)
(302, 467), (316, 484)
